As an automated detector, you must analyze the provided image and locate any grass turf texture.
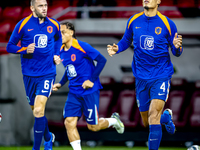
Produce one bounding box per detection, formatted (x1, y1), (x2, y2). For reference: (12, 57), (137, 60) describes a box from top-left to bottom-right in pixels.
(0, 146), (186, 150)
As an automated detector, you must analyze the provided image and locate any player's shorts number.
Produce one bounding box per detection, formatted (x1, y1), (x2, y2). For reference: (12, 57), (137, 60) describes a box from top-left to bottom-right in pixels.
(160, 82), (165, 92)
(88, 109), (93, 118)
(44, 80), (50, 90)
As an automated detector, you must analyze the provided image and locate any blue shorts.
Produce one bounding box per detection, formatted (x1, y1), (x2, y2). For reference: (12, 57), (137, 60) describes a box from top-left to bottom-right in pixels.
(63, 90), (100, 125)
(135, 77), (171, 112)
(23, 74), (55, 106)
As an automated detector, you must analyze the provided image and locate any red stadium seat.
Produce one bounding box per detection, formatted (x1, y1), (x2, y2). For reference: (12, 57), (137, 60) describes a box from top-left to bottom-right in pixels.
(57, 11), (77, 21)
(2, 6), (22, 21)
(0, 7), (2, 20)
(99, 90), (114, 118)
(195, 80), (200, 90)
(100, 76), (116, 90)
(0, 21), (11, 41)
(116, 0), (132, 6)
(20, 7), (32, 19)
(166, 90), (189, 127)
(0, 47), (8, 55)
(159, 10), (183, 18)
(160, 0), (174, 6)
(121, 76), (135, 90)
(170, 77), (187, 90)
(52, 0), (70, 8)
(114, 90), (139, 128)
(48, 5), (65, 17)
(189, 91), (200, 127)
(177, 0), (196, 8)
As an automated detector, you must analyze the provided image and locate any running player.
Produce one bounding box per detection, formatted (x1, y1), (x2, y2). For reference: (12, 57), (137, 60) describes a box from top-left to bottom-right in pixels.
(53, 22), (124, 150)
(107, 0), (183, 150)
(6, 0), (62, 150)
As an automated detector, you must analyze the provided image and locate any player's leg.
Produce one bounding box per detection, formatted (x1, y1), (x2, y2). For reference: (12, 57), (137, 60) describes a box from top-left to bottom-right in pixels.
(64, 117), (82, 150)
(148, 99), (165, 150)
(33, 95), (49, 150)
(83, 90), (124, 134)
(63, 92), (83, 150)
(148, 78), (172, 150)
(33, 75), (55, 150)
(140, 111), (149, 127)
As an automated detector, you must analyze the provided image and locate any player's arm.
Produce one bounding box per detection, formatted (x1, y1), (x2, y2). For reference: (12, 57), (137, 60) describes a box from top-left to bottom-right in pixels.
(82, 53), (107, 89)
(6, 21), (34, 54)
(53, 70), (68, 91)
(53, 23), (62, 65)
(169, 20), (183, 57)
(80, 41), (107, 89)
(107, 17), (133, 56)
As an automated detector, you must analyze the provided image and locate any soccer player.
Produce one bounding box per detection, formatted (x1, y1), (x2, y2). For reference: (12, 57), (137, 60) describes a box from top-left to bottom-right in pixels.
(107, 0), (183, 150)
(6, 0), (62, 150)
(53, 22), (124, 150)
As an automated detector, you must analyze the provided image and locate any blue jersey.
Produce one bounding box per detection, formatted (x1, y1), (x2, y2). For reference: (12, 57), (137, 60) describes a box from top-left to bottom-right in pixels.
(60, 39), (103, 95)
(117, 11), (183, 80)
(7, 14), (62, 77)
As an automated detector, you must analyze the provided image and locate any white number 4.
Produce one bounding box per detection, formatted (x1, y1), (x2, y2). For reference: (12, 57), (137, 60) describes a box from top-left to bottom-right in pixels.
(160, 82), (165, 92)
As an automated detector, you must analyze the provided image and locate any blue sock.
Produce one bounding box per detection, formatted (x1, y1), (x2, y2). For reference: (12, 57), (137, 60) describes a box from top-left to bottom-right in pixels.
(33, 116), (45, 150)
(160, 113), (169, 124)
(148, 125), (162, 150)
(44, 116), (51, 142)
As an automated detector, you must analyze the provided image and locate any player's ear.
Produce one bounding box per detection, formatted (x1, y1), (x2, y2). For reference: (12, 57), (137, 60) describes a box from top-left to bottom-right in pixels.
(30, 5), (34, 12)
(157, 0), (161, 6)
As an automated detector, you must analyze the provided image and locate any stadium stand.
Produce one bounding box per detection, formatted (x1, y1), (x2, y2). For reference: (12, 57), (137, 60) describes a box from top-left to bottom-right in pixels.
(100, 76), (116, 90)
(112, 90), (140, 128)
(170, 77), (188, 91)
(20, 7), (32, 19)
(0, 20), (12, 41)
(121, 75), (135, 90)
(2, 6), (22, 21)
(189, 91), (200, 127)
(165, 90), (189, 128)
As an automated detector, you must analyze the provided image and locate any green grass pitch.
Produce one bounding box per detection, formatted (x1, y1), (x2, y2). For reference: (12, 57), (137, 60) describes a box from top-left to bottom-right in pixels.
(0, 146), (187, 150)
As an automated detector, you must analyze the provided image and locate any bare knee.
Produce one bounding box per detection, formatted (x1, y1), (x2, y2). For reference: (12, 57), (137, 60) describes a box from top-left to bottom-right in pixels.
(33, 107), (44, 117)
(64, 117), (77, 130)
(149, 109), (161, 124)
(87, 124), (100, 132)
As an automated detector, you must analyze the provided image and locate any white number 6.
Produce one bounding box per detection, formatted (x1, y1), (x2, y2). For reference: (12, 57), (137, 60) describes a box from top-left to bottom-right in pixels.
(44, 80), (50, 90)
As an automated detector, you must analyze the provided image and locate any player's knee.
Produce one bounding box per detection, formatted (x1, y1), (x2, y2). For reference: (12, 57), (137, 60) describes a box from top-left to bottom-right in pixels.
(64, 117), (77, 129)
(149, 111), (160, 124)
(33, 107), (44, 117)
(87, 124), (100, 132)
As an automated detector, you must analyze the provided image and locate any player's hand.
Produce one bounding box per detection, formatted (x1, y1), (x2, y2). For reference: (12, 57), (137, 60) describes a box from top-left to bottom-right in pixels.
(107, 43), (118, 57)
(173, 33), (182, 49)
(54, 55), (61, 65)
(27, 43), (35, 54)
(53, 83), (62, 91)
(82, 80), (94, 89)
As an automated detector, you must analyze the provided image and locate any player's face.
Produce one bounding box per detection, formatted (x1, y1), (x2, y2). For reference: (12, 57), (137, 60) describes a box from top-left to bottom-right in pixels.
(61, 25), (74, 44)
(143, 0), (160, 9)
(31, 0), (48, 18)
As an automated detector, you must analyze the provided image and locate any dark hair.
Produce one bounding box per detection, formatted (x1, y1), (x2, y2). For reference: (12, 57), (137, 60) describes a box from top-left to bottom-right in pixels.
(61, 22), (76, 39)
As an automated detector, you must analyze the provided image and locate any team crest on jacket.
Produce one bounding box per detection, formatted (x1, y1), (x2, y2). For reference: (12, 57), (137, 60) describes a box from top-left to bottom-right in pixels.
(71, 54), (76, 62)
(47, 26), (53, 33)
(155, 27), (162, 35)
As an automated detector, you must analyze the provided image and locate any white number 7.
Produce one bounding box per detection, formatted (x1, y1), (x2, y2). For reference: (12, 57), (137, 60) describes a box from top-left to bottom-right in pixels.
(88, 109), (93, 118)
